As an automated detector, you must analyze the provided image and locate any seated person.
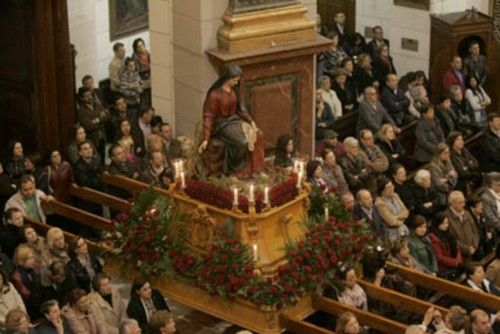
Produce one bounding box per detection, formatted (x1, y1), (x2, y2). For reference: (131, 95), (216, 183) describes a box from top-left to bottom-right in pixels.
(66, 125), (98, 166)
(274, 134), (297, 169)
(42, 260), (78, 307)
(356, 86), (397, 136)
(127, 278), (169, 333)
(320, 149), (348, 195)
(141, 150), (170, 184)
(381, 74), (411, 126)
(67, 237), (103, 293)
(306, 160), (329, 194)
(388, 237), (425, 272)
(116, 118), (140, 165)
(198, 65), (264, 175)
(413, 104), (445, 165)
(0, 207), (24, 258)
(358, 129), (389, 175)
(339, 137), (376, 195)
(408, 215), (438, 275)
(426, 143), (458, 206)
(5, 174), (53, 224)
(448, 131), (480, 195)
(486, 246), (500, 288)
(481, 172), (500, 234)
(318, 75), (342, 119)
(429, 212), (463, 280)
(446, 191), (479, 259)
(354, 189), (384, 237)
(448, 84), (479, 137)
(315, 130), (345, 159)
(148, 310), (177, 334)
(479, 113), (500, 173)
(335, 311), (362, 334)
(391, 164), (414, 211)
(62, 288), (107, 334)
(374, 177), (409, 243)
(315, 88), (336, 142)
(0, 270), (26, 330)
(411, 169), (442, 220)
(435, 96), (457, 137)
(332, 69), (357, 114)
(36, 300), (73, 333)
(335, 265), (368, 311)
(3, 141), (35, 184)
(377, 123), (406, 167)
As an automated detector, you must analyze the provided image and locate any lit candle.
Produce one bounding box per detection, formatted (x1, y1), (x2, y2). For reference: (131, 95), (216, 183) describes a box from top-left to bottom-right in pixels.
(324, 206), (329, 222)
(180, 171), (186, 189)
(263, 186), (269, 205)
(179, 160), (184, 173)
(252, 243), (258, 261)
(293, 159), (299, 173)
(233, 187), (239, 206)
(249, 184), (255, 203)
(296, 171), (302, 188)
(299, 161), (305, 174)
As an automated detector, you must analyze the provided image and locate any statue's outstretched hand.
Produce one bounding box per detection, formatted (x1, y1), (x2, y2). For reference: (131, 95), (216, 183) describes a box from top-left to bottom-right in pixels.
(198, 140), (208, 154)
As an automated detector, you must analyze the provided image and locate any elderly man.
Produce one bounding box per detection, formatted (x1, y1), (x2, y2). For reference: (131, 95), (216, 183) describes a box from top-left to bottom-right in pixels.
(470, 309), (493, 334)
(443, 55), (466, 93)
(356, 86), (398, 135)
(481, 172), (500, 234)
(359, 129), (389, 175)
(479, 113), (500, 172)
(339, 137), (377, 195)
(446, 190), (479, 258)
(381, 74), (411, 126)
(448, 84), (478, 136)
(5, 174), (52, 224)
(354, 189), (385, 237)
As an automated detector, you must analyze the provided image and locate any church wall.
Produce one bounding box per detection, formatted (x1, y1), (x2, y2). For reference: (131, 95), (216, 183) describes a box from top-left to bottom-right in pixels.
(355, 0), (490, 77)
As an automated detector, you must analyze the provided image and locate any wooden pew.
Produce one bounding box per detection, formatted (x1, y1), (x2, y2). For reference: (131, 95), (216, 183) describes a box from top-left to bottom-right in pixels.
(101, 172), (154, 195)
(312, 295), (408, 334)
(387, 262), (500, 310)
(41, 199), (113, 231)
(333, 111), (358, 139)
(69, 184), (132, 213)
(280, 314), (335, 334)
(357, 280), (448, 318)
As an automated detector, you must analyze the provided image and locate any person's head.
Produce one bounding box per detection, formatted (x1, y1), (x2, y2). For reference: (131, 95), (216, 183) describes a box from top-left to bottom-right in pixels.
(448, 84), (463, 102)
(109, 144), (127, 164)
(5, 309), (30, 333)
(334, 69), (348, 85)
(470, 309), (491, 334)
(67, 288), (89, 313)
(358, 53), (372, 69)
(0, 269), (9, 291)
(439, 95), (452, 110)
(338, 265), (357, 289)
(19, 174), (36, 199)
(46, 227), (65, 250)
(404, 325), (426, 334)
(48, 149), (62, 167)
(378, 123), (396, 142)
(121, 319), (142, 334)
(148, 310), (176, 334)
(78, 140), (94, 160)
(372, 26), (384, 40)
(377, 44), (390, 58)
(360, 129), (374, 148)
(327, 31), (340, 46)
(220, 64), (243, 88)
(445, 305), (469, 332)
(13, 244), (36, 269)
(41, 300), (61, 323)
(5, 207), (23, 227)
(159, 168), (174, 187)
(131, 278), (152, 300)
(392, 164), (407, 184)
(341, 57), (354, 73)
(78, 86), (93, 104)
(139, 107), (154, 123)
(113, 42), (125, 59)
(377, 177), (394, 198)
(75, 125), (86, 143)
(119, 119), (132, 137)
(361, 245), (387, 281)
(447, 131), (464, 151)
(340, 192), (355, 211)
(133, 38), (146, 54)
(386, 74), (398, 90)
(432, 212), (450, 232)
(160, 123), (174, 142)
(323, 130), (339, 147)
(412, 215), (428, 237)
(318, 75), (331, 91)
(8, 140), (24, 158)
(81, 75), (94, 90)
(487, 171), (500, 194)
(49, 260), (67, 284)
(364, 86), (377, 103)
(433, 143), (450, 162)
(306, 160), (322, 180)
(321, 149), (336, 168)
(419, 103), (434, 120)
(448, 191), (465, 213)
(466, 74), (479, 90)
(391, 237), (410, 259)
(488, 113), (500, 132)
(450, 55), (462, 70)
(69, 236), (88, 259)
(468, 194), (483, 215)
(335, 311), (360, 334)
(465, 262), (485, 285)
(149, 150), (165, 169)
(334, 12), (346, 25)
(415, 71), (427, 86)
(93, 273), (112, 296)
(114, 94), (128, 113)
(21, 224), (38, 245)
(356, 189), (373, 210)
(125, 57), (136, 72)
(468, 40), (481, 56)
(343, 137), (359, 157)
(315, 88), (323, 104)
(414, 169), (431, 189)
(151, 116), (163, 134)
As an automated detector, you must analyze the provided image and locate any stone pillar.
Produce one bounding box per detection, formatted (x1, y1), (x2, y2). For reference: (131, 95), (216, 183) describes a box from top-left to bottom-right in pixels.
(149, 0), (175, 125)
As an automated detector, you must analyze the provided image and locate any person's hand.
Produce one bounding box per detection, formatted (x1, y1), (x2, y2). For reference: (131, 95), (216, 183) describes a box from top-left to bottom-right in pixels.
(487, 232), (493, 240)
(25, 159), (34, 171)
(495, 310), (500, 321)
(346, 104), (354, 110)
(422, 307), (435, 327)
(373, 81), (380, 88)
(469, 246), (475, 255)
(49, 316), (64, 334)
(319, 122), (327, 127)
(394, 127), (402, 134)
(251, 121), (257, 130)
(42, 195), (55, 202)
(198, 140), (208, 154)
(133, 172), (139, 179)
(374, 268), (385, 286)
(423, 202), (433, 208)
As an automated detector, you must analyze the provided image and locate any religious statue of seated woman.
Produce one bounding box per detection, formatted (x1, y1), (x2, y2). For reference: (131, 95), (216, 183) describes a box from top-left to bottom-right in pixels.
(198, 65), (265, 178)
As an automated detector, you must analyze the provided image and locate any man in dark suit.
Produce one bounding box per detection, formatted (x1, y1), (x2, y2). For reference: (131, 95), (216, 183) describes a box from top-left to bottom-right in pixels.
(106, 144), (138, 199)
(74, 141), (103, 215)
(354, 188), (385, 237)
(464, 40), (487, 86)
(381, 74), (412, 126)
(479, 113), (500, 173)
(329, 12), (349, 47)
(367, 26), (390, 58)
(81, 74), (107, 108)
(356, 86), (399, 135)
(131, 106), (155, 158)
(159, 122), (182, 161)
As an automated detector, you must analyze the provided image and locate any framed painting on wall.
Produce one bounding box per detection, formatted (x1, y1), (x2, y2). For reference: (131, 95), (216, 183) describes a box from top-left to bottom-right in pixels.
(109, 0), (149, 41)
(394, 0), (430, 11)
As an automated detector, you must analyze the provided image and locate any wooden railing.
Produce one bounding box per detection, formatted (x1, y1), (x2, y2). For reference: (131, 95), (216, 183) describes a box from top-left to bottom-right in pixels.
(70, 184), (132, 213)
(280, 314), (335, 334)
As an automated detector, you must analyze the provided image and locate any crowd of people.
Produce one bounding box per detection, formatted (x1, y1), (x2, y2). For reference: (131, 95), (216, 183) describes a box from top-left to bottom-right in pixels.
(0, 12), (499, 334)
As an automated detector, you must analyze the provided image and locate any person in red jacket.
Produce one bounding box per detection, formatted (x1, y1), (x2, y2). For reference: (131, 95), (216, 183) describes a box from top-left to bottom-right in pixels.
(429, 211), (463, 280)
(443, 55), (465, 93)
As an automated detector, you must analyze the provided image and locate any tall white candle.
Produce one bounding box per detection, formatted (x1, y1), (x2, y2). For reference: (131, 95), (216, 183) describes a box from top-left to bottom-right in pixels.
(324, 207), (329, 222)
(264, 186), (269, 205)
(293, 159), (299, 173)
(249, 184), (255, 203)
(299, 161), (305, 174)
(296, 171), (302, 188)
(252, 243), (258, 261)
(233, 188), (239, 206)
(180, 171), (186, 188)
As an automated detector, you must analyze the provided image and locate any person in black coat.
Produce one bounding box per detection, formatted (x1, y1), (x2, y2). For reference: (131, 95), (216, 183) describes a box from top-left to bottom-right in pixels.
(353, 53), (381, 94)
(366, 26), (390, 58)
(315, 89), (336, 141)
(0, 208), (24, 259)
(435, 95), (457, 137)
(67, 237), (103, 293)
(479, 113), (500, 173)
(106, 144), (139, 199)
(0, 163), (16, 213)
(127, 278), (169, 333)
(332, 69), (358, 114)
(391, 164), (414, 212)
(449, 85), (479, 137)
(380, 74), (411, 126)
(372, 45), (396, 86)
(131, 107), (155, 159)
(412, 169), (443, 220)
(73, 141), (104, 215)
(377, 124), (406, 168)
(42, 260), (78, 307)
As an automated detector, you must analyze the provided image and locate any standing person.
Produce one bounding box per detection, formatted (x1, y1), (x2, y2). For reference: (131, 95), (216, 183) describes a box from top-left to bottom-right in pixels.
(148, 310), (176, 334)
(446, 191), (479, 260)
(381, 74), (411, 126)
(356, 86), (397, 136)
(464, 40), (487, 86)
(131, 107), (155, 159)
(373, 45), (397, 86)
(306, 160), (330, 194)
(413, 104), (445, 165)
(321, 32), (348, 78)
(120, 57), (143, 117)
(315, 89), (336, 142)
(479, 113), (500, 173)
(429, 212), (462, 280)
(468, 195), (495, 261)
(391, 164), (414, 211)
(464, 74), (491, 127)
(340, 137), (377, 196)
(426, 143), (458, 206)
(408, 215), (438, 275)
(198, 64), (264, 175)
(67, 237), (102, 293)
(443, 56), (466, 93)
(81, 75), (106, 108)
(3, 141), (35, 184)
(321, 148), (348, 195)
(332, 69), (357, 114)
(42, 150), (74, 204)
(377, 124), (406, 168)
(62, 288), (107, 334)
(109, 42), (125, 93)
(353, 54), (380, 94)
(481, 172), (500, 234)
(159, 123), (182, 161)
(330, 12), (348, 47)
(367, 26), (390, 58)
(318, 75), (342, 119)
(132, 38), (151, 108)
(374, 178), (409, 243)
(0, 270), (26, 330)
(66, 125), (98, 166)
(274, 134), (297, 169)
(358, 129), (389, 176)
(447, 131), (480, 195)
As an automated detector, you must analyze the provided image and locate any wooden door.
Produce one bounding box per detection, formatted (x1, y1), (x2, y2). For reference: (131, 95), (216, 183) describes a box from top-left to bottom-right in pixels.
(317, 0), (356, 34)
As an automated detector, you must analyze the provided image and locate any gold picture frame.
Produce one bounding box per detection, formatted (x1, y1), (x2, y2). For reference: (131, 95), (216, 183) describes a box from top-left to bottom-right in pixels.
(109, 0), (149, 41)
(394, 0), (430, 11)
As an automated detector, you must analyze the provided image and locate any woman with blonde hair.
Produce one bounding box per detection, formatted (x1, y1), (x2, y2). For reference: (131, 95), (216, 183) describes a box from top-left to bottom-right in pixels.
(148, 310), (176, 334)
(377, 123), (406, 167)
(43, 228), (69, 266)
(335, 311), (362, 334)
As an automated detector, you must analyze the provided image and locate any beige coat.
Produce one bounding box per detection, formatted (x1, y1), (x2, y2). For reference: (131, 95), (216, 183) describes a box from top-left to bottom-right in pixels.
(62, 303), (108, 334)
(445, 208), (479, 257)
(87, 288), (127, 334)
(0, 283), (26, 329)
(375, 193), (409, 228)
(359, 144), (389, 174)
(486, 259), (500, 288)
